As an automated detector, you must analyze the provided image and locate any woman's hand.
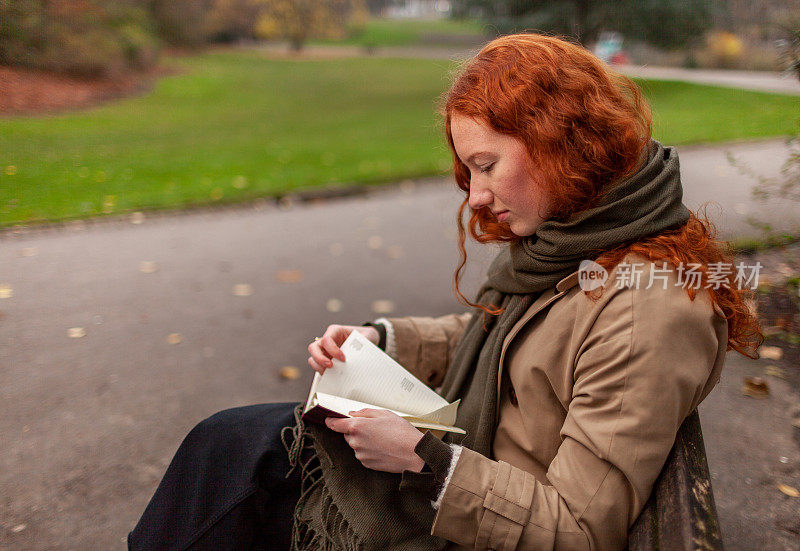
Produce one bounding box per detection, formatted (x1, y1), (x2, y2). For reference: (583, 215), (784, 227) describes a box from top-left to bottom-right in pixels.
(325, 409), (426, 473)
(307, 324), (380, 375)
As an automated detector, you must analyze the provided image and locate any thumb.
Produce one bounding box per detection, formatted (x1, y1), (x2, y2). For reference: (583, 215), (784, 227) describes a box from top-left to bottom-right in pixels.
(349, 408), (389, 418)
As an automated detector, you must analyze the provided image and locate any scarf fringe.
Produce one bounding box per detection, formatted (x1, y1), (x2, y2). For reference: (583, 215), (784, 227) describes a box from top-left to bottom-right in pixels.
(281, 405), (365, 551)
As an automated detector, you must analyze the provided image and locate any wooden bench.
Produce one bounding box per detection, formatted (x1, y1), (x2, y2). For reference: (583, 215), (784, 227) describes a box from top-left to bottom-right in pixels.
(628, 409), (724, 550)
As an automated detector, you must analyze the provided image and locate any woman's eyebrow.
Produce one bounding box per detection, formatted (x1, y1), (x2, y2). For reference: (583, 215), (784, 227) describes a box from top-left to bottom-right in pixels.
(465, 151), (491, 164)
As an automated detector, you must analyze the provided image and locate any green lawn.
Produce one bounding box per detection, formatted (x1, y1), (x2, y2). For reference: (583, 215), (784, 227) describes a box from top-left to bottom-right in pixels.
(1, 50), (798, 226)
(313, 17), (487, 47)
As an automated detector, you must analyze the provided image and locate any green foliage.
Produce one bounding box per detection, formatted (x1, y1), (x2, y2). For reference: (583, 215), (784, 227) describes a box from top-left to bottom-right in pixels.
(0, 0), (161, 77)
(451, 0), (716, 47)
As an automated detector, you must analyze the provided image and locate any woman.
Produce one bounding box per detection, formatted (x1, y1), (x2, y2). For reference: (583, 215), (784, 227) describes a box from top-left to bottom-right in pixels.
(129, 33), (762, 551)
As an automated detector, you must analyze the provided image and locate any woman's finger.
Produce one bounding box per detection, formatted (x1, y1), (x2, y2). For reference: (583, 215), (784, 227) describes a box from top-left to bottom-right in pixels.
(307, 356), (326, 375)
(318, 334), (346, 362)
(308, 342), (333, 369)
(325, 417), (351, 434)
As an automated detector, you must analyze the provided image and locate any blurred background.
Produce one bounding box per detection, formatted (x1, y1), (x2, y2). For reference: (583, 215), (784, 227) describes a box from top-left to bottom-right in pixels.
(1, 1), (800, 549)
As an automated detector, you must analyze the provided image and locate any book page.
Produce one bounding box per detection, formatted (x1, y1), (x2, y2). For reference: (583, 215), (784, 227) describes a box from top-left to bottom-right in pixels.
(314, 330), (449, 417)
(314, 392), (410, 418)
(312, 392), (466, 435)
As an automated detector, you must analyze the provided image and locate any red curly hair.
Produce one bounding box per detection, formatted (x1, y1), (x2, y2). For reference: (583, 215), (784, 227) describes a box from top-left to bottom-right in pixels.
(442, 33), (762, 359)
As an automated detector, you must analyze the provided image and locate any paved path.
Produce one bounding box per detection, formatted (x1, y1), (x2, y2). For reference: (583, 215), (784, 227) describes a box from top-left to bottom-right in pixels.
(1, 139), (799, 549)
(617, 65), (800, 96)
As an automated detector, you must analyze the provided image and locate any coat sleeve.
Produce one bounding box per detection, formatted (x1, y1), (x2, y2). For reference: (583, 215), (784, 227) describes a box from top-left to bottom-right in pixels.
(384, 312), (473, 387)
(429, 277), (727, 550)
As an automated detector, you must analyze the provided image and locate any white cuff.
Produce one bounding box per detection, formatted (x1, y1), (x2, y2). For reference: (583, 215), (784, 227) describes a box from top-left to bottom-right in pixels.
(373, 317), (398, 361)
(431, 444), (462, 510)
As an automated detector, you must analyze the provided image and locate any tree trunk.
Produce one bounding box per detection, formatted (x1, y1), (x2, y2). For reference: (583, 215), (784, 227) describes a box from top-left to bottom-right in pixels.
(573, 0), (590, 44)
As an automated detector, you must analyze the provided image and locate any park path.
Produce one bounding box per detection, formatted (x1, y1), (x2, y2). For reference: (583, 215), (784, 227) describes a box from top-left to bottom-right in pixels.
(1, 138), (799, 549)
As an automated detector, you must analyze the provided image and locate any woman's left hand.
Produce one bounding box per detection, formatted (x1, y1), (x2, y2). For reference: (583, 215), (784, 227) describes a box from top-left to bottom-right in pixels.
(325, 409), (426, 473)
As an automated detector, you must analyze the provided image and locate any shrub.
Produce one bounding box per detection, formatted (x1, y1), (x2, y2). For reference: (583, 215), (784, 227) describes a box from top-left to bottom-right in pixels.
(0, 0), (161, 77)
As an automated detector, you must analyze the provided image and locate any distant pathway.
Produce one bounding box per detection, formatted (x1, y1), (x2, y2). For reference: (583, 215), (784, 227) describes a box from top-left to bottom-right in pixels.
(617, 64), (800, 96)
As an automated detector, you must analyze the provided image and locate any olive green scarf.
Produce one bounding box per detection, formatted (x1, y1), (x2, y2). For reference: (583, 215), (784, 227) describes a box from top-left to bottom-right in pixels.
(282, 139), (690, 550)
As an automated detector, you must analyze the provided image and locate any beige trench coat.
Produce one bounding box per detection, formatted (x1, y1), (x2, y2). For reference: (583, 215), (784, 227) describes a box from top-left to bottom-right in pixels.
(387, 252), (729, 551)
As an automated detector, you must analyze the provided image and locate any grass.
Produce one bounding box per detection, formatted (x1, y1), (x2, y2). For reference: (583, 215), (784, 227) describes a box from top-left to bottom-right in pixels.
(1, 49), (798, 226)
(730, 233), (800, 255)
(312, 17), (487, 47)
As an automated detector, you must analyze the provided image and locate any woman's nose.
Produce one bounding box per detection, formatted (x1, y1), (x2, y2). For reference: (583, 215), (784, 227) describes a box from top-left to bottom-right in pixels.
(468, 178), (492, 210)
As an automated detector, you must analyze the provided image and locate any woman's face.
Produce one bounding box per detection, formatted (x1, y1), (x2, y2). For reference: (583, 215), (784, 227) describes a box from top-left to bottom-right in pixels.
(450, 113), (552, 237)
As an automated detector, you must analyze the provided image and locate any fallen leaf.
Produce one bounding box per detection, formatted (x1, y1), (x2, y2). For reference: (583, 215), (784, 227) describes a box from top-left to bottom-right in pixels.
(279, 366), (301, 380)
(326, 298), (343, 313)
(22, 425), (29, 432)
(210, 187), (223, 200)
(275, 270), (304, 283)
(232, 175), (248, 189)
(0, 284), (13, 299)
(68, 327), (86, 338)
(130, 212), (144, 224)
(18, 247), (38, 257)
(777, 483), (800, 498)
(139, 261), (158, 274)
(765, 365), (786, 379)
(399, 180), (415, 194)
(387, 245), (403, 259)
(232, 283), (253, 297)
(11, 524), (26, 533)
(371, 299), (395, 314)
(741, 376), (769, 398)
(167, 333), (182, 345)
(367, 236), (383, 250)
(278, 196), (294, 210)
(760, 346), (783, 361)
(102, 195), (115, 213)
(329, 243), (344, 256)
(5, 165), (17, 176)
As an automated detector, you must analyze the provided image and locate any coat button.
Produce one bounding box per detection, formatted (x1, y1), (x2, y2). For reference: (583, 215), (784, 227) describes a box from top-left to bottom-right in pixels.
(508, 386), (519, 406)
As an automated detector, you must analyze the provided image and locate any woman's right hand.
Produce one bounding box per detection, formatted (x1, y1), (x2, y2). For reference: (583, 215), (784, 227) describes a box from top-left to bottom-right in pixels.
(307, 324), (380, 375)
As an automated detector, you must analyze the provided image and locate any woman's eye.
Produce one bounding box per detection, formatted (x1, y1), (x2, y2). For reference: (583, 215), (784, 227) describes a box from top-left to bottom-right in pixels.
(479, 163), (495, 173)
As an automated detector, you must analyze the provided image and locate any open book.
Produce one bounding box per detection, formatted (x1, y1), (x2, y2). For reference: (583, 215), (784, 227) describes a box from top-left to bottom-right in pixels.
(302, 330), (466, 436)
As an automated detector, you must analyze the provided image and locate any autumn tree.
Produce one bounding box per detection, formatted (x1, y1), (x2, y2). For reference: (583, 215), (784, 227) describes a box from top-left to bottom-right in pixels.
(148, 0), (215, 46)
(203, 0), (263, 42)
(253, 0), (367, 51)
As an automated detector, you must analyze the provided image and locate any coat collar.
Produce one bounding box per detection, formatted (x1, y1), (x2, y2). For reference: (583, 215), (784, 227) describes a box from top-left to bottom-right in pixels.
(555, 269), (581, 293)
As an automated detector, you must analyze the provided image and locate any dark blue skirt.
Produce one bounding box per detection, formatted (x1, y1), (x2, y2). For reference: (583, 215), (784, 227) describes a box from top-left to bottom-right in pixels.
(128, 402), (302, 551)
